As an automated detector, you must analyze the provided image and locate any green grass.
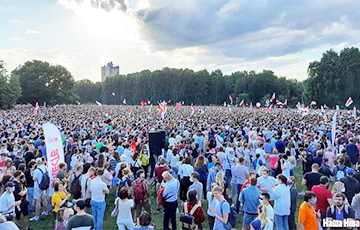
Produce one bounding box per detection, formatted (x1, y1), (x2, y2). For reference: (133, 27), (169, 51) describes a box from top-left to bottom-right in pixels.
(29, 167), (307, 229)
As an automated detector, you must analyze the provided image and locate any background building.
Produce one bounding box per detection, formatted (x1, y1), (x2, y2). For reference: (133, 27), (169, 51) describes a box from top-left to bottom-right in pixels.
(101, 62), (120, 82)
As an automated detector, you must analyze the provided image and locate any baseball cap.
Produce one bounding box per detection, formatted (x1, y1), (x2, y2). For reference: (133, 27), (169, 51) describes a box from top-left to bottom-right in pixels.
(5, 181), (14, 188)
(72, 199), (86, 210)
(346, 168), (355, 175)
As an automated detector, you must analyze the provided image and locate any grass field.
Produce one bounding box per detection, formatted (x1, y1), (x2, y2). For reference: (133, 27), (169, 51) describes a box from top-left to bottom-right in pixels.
(29, 167), (307, 230)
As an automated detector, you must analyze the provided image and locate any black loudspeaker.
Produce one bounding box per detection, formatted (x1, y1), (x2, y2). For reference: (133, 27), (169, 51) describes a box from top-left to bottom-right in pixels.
(149, 131), (165, 155)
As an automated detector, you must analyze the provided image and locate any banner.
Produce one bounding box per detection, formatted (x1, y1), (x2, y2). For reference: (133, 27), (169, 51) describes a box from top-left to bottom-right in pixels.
(43, 122), (65, 194)
(332, 112), (337, 147)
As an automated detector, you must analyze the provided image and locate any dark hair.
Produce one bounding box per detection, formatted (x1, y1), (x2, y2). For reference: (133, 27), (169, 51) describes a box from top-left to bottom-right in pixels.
(277, 174), (287, 184)
(320, 176), (329, 185)
(338, 157), (345, 164)
(54, 181), (64, 192)
(184, 157), (192, 165)
(282, 154), (288, 160)
(59, 162), (66, 170)
(261, 192), (270, 201)
(96, 168), (104, 176)
(334, 192), (346, 200)
(239, 157), (245, 163)
(214, 162), (221, 168)
(14, 170), (22, 178)
(304, 191), (316, 202)
(138, 211), (152, 226)
(17, 163), (26, 171)
(191, 172), (200, 180)
(97, 153), (105, 168)
(250, 177), (257, 186)
(187, 189), (198, 204)
(56, 208), (66, 222)
(119, 187), (129, 199)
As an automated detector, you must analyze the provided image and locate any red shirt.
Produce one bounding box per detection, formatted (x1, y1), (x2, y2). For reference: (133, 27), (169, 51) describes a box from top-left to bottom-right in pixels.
(183, 202), (205, 229)
(155, 166), (169, 183)
(311, 185), (332, 213)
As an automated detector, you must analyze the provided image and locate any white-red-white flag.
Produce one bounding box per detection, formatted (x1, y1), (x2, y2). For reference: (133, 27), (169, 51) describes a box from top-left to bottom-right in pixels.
(223, 102), (227, 107)
(324, 104), (328, 109)
(270, 93), (275, 102)
(95, 101), (102, 106)
(265, 104), (273, 112)
(311, 101), (317, 106)
(276, 100), (283, 106)
(123, 99), (127, 105)
(159, 101), (167, 119)
(191, 103), (195, 116)
(239, 99), (244, 106)
(33, 102), (39, 115)
(345, 97), (353, 107)
(284, 99), (287, 106)
(250, 102), (253, 109)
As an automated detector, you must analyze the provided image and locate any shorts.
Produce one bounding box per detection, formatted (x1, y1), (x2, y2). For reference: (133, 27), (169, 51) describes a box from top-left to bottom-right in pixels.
(34, 187), (48, 200)
(243, 213), (258, 226)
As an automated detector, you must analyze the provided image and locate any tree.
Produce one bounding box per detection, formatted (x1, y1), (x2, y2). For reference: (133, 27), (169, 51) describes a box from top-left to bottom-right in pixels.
(12, 60), (78, 105)
(73, 79), (102, 104)
(0, 61), (22, 109)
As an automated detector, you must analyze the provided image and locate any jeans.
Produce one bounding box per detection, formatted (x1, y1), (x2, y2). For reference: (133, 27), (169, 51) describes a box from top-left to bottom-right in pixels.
(236, 184), (243, 213)
(288, 212), (296, 230)
(275, 214), (289, 230)
(163, 201), (178, 230)
(27, 187), (34, 212)
(208, 215), (215, 230)
(225, 169), (232, 186)
(91, 200), (106, 230)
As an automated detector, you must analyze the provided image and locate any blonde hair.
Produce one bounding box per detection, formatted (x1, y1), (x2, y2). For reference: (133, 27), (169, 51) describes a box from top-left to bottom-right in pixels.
(258, 166), (267, 176)
(216, 171), (225, 188)
(258, 204), (269, 228)
(211, 185), (223, 194)
(332, 181), (345, 195)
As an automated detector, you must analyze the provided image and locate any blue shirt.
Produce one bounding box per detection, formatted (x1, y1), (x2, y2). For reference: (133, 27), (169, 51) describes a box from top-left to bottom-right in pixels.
(163, 178), (180, 202)
(207, 168), (218, 191)
(335, 208), (344, 221)
(240, 186), (261, 214)
(271, 184), (290, 216)
(214, 199), (230, 230)
(264, 142), (273, 154)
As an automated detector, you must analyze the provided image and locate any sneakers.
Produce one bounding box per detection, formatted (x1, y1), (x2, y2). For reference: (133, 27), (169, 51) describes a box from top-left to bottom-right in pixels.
(29, 216), (39, 221)
(41, 211), (48, 216)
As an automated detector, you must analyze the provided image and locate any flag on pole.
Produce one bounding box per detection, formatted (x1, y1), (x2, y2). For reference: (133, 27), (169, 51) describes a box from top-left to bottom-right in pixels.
(302, 107), (309, 116)
(265, 104), (273, 112)
(34, 102), (39, 115)
(324, 104), (328, 109)
(332, 112), (337, 147)
(112, 92), (116, 96)
(310, 101), (317, 106)
(223, 102), (227, 107)
(345, 97), (353, 107)
(336, 105), (340, 111)
(159, 101), (167, 119)
(43, 102), (46, 108)
(270, 93), (276, 102)
(191, 103), (195, 116)
(95, 101), (102, 106)
(276, 100), (283, 106)
(123, 99), (127, 105)
(354, 107), (357, 118)
(239, 99), (244, 106)
(176, 102), (181, 110)
(321, 106), (325, 113)
(250, 102), (253, 109)
(229, 95), (233, 104)
(284, 99), (287, 106)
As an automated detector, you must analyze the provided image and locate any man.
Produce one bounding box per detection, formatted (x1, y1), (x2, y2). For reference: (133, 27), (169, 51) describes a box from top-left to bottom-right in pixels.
(319, 158), (334, 178)
(299, 148), (314, 174)
(240, 177), (261, 230)
(162, 171), (180, 230)
(264, 139), (273, 155)
(123, 144), (134, 165)
(257, 168), (277, 195)
(255, 142), (266, 166)
(302, 163), (323, 191)
(188, 172), (203, 201)
(233, 157), (249, 213)
(130, 169), (151, 218)
(340, 168), (360, 203)
(24, 144), (35, 166)
(298, 191), (320, 230)
(81, 167), (96, 211)
(326, 193), (355, 230)
(154, 157), (169, 188)
(0, 182), (21, 215)
(30, 158), (49, 221)
(57, 162), (73, 185)
(70, 165), (83, 199)
(67, 199), (95, 230)
(224, 149), (235, 185)
(346, 138), (359, 165)
(260, 192), (274, 221)
(333, 157), (349, 181)
(275, 136), (285, 154)
(311, 176), (334, 221)
(206, 162), (221, 191)
(90, 168), (109, 230)
(336, 149), (352, 167)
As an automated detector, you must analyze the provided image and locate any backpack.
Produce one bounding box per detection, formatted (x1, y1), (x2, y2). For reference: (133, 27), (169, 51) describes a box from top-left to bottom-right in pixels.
(180, 202), (200, 230)
(70, 174), (82, 195)
(134, 180), (145, 203)
(209, 138), (216, 149)
(335, 165), (347, 181)
(118, 177), (129, 190)
(220, 200), (236, 229)
(37, 167), (50, 190)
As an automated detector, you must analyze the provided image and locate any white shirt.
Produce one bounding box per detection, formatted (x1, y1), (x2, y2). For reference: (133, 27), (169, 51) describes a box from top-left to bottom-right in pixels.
(266, 203), (274, 220)
(90, 177), (107, 202)
(256, 148), (266, 164)
(170, 154), (180, 168)
(179, 164), (194, 179)
(0, 192), (15, 213)
(81, 174), (92, 200)
(115, 198), (134, 221)
(257, 176), (278, 195)
(123, 149), (134, 165)
(282, 161), (292, 178)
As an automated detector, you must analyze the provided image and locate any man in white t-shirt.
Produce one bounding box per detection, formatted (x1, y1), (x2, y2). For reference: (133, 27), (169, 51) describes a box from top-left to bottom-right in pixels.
(0, 182), (21, 214)
(257, 168), (277, 195)
(123, 144), (134, 165)
(90, 168), (109, 230)
(256, 143), (266, 166)
(260, 192), (274, 221)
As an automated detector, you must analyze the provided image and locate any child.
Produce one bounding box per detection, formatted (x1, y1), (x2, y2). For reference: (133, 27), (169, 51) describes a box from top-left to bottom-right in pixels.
(252, 153), (264, 174)
(134, 211), (155, 230)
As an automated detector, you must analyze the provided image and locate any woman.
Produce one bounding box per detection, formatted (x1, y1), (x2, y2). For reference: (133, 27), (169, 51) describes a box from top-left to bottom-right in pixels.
(52, 181), (71, 214)
(215, 171), (227, 194)
(0, 159), (16, 179)
(55, 208), (67, 230)
(230, 157), (241, 201)
(207, 183), (218, 230)
(138, 147), (150, 178)
(95, 153), (105, 168)
(25, 159), (36, 212)
(179, 157), (194, 201)
(134, 211), (154, 230)
(324, 147), (335, 168)
(244, 143), (252, 169)
(332, 181), (348, 204)
(102, 162), (113, 188)
(115, 187), (135, 230)
(208, 185), (230, 230)
(13, 170), (29, 228)
(271, 174), (291, 230)
(194, 155), (208, 198)
(182, 189), (205, 230)
(269, 149), (278, 177)
(169, 148), (180, 178)
(250, 204), (273, 230)
(288, 176), (298, 230)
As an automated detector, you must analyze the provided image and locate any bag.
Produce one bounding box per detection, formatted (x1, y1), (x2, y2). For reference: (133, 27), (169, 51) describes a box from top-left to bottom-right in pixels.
(118, 177), (128, 190)
(219, 200), (236, 230)
(157, 187), (166, 206)
(37, 167), (50, 190)
(111, 199), (119, 218)
(335, 165), (346, 181)
(70, 174), (82, 195)
(134, 180), (145, 203)
(56, 223), (66, 230)
(180, 202), (200, 230)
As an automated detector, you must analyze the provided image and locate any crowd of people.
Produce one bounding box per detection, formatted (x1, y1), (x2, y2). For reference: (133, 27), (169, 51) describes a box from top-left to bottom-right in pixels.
(0, 104), (360, 230)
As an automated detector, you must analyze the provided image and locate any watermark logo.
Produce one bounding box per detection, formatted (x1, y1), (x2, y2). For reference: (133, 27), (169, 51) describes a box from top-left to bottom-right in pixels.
(323, 219), (360, 228)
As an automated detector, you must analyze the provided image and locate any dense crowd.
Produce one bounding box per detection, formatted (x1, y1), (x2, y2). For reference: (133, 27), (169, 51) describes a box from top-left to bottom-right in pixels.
(0, 104), (360, 230)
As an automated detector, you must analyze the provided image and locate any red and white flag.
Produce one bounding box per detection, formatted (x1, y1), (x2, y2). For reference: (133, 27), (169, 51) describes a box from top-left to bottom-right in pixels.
(270, 93), (276, 102)
(123, 99), (127, 105)
(223, 102), (227, 107)
(324, 104), (328, 109)
(159, 101), (167, 119)
(229, 95), (233, 104)
(250, 102), (253, 109)
(284, 99), (287, 106)
(33, 102), (39, 115)
(311, 101), (317, 106)
(95, 101), (102, 106)
(112, 92), (116, 96)
(265, 104), (273, 112)
(276, 100), (283, 106)
(191, 103), (195, 116)
(345, 97), (353, 107)
(239, 99), (244, 106)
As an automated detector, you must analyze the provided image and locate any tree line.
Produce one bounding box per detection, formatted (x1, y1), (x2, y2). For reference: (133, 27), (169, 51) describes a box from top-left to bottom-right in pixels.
(1, 46), (359, 109)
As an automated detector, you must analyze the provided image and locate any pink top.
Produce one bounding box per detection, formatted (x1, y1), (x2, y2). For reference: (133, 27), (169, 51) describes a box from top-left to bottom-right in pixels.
(324, 151), (335, 168)
(269, 155), (278, 169)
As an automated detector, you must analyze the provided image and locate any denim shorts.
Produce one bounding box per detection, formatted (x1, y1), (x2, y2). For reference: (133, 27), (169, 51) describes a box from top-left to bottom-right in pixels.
(243, 213), (258, 226)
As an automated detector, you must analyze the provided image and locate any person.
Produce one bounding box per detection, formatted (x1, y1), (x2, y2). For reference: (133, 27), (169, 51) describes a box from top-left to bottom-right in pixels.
(240, 177), (261, 230)
(333, 157), (348, 181)
(351, 192), (360, 221)
(299, 148), (313, 175)
(0, 182), (21, 216)
(102, 162), (113, 188)
(280, 154), (291, 178)
(0, 213), (19, 230)
(252, 153), (264, 174)
(194, 155), (208, 198)
(340, 168), (360, 203)
(25, 160), (35, 212)
(250, 204), (274, 230)
(257, 168), (277, 196)
(178, 157), (194, 201)
(206, 162), (221, 192)
(232, 157), (249, 213)
(162, 171), (180, 230)
(90, 168), (109, 230)
(271, 174), (290, 230)
(56, 162), (73, 185)
(298, 191), (319, 230)
(326, 193), (355, 229)
(52, 181), (71, 213)
(182, 189), (205, 229)
(225, 149), (235, 185)
(331, 181), (349, 204)
(188, 172), (203, 201)
(70, 165), (83, 199)
(130, 169), (151, 218)
(346, 138), (359, 165)
(55, 208), (67, 230)
(288, 176), (298, 230)
(81, 167), (96, 210)
(318, 158), (334, 178)
(275, 137), (285, 154)
(12, 170), (29, 228)
(311, 176), (334, 221)
(302, 163), (323, 191)
(115, 187), (135, 230)
(259, 192), (274, 222)
(209, 185), (230, 230)
(30, 157), (49, 222)
(134, 211), (154, 230)
(67, 199), (95, 230)
(154, 157), (169, 187)
(207, 183), (218, 230)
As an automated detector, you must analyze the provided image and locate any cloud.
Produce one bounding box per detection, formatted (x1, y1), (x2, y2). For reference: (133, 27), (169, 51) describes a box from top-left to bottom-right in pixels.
(26, 29), (42, 34)
(8, 37), (24, 41)
(58, 0), (127, 12)
(8, 19), (26, 24)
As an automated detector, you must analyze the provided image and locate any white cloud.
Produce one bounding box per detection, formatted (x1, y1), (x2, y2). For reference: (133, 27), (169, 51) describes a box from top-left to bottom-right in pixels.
(8, 37), (24, 41)
(26, 29), (42, 34)
(8, 19), (26, 24)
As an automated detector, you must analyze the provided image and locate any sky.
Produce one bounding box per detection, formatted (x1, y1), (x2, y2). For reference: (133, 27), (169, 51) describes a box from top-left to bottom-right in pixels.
(1, 0), (360, 82)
